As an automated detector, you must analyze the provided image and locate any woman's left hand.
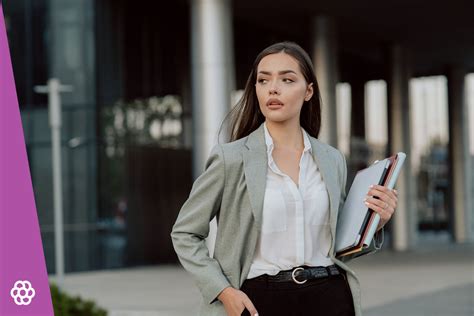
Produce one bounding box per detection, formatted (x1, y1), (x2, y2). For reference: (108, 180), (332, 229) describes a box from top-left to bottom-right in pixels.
(364, 185), (398, 231)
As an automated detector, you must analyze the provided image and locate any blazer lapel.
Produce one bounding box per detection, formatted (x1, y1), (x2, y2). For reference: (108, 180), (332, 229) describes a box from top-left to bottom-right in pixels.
(243, 123), (267, 230)
(309, 137), (340, 237)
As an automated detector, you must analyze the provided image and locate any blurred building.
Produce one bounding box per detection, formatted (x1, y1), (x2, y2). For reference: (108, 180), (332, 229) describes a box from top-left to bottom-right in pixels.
(417, 142), (449, 231)
(3, 0), (473, 273)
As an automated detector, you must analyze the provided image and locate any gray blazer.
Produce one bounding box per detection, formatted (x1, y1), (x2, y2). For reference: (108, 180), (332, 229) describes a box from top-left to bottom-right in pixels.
(171, 122), (384, 316)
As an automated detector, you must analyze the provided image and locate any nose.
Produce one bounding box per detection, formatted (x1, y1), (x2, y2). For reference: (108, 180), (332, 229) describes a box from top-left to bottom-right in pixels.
(269, 80), (280, 95)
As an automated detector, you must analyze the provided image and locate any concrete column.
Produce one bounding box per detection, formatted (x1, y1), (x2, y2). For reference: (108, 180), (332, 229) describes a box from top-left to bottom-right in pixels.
(191, 0), (234, 178)
(387, 45), (416, 251)
(447, 67), (473, 242)
(191, 0), (235, 256)
(312, 16), (338, 147)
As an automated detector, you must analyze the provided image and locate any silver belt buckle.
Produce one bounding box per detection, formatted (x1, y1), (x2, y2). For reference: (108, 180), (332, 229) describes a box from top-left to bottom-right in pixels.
(291, 267), (307, 284)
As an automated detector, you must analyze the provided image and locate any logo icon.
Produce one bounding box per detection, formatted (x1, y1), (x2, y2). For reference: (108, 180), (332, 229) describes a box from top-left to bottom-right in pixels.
(10, 280), (36, 306)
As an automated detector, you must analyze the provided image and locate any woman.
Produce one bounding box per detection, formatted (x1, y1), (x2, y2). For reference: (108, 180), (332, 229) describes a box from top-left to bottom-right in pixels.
(171, 41), (398, 316)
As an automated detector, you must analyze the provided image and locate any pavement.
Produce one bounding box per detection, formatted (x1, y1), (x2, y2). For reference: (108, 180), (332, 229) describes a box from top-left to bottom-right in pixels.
(49, 240), (474, 316)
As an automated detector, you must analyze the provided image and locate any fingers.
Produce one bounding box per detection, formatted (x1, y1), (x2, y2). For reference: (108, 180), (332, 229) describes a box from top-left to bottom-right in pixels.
(242, 296), (258, 316)
(368, 185), (395, 200)
(367, 185), (398, 209)
(364, 201), (390, 228)
(364, 197), (393, 217)
(220, 288), (258, 316)
(363, 185), (399, 230)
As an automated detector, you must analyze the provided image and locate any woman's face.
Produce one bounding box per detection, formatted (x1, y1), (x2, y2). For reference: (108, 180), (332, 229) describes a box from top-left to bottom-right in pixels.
(255, 52), (313, 124)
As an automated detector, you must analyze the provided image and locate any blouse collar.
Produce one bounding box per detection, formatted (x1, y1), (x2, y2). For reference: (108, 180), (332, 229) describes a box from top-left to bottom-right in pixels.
(263, 121), (312, 155)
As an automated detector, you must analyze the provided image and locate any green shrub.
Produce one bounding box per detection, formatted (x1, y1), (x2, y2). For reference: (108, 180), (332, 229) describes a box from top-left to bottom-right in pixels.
(50, 283), (108, 316)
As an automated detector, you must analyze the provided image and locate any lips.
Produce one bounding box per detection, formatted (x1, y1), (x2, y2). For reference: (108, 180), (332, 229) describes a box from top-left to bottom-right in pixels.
(266, 98), (284, 108)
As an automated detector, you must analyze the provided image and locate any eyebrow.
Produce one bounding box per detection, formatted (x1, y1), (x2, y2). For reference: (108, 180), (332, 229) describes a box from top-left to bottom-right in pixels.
(257, 70), (297, 75)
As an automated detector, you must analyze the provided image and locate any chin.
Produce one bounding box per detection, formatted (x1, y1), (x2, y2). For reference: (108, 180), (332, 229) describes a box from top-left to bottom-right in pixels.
(264, 111), (297, 123)
(264, 116), (292, 124)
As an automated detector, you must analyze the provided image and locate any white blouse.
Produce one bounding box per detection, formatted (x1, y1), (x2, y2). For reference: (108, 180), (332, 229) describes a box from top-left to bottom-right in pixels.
(247, 122), (335, 279)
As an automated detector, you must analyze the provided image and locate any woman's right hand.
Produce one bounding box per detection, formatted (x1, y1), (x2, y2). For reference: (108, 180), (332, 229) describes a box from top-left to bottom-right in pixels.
(218, 287), (258, 316)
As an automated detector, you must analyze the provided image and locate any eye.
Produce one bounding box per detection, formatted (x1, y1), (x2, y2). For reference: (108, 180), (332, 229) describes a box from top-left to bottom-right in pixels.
(257, 78), (268, 84)
(283, 78), (294, 83)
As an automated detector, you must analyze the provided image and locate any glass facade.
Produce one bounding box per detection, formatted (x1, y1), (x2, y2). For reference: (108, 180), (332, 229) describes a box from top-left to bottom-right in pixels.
(4, 0), (193, 273)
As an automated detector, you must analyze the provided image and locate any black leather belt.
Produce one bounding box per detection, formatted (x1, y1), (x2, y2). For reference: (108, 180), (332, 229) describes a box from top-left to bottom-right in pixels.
(253, 265), (343, 284)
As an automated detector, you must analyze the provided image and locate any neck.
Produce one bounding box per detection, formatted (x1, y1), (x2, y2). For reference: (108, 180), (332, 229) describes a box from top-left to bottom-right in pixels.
(265, 119), (304, 151)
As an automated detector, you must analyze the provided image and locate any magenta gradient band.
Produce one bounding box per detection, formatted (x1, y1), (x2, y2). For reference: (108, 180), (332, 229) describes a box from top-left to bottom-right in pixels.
(0, 4), (54, 315)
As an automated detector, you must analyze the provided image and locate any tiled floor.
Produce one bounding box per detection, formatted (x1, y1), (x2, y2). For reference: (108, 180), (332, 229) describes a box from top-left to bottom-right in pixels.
(49, 241), (474, 315)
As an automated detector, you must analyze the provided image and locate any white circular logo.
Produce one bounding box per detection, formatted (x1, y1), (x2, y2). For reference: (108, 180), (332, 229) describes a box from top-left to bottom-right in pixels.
(10, 280), (36, 306)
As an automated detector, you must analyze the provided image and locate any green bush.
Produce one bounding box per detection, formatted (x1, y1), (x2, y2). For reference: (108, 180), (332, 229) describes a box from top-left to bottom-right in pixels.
(50, 283), (108, 316)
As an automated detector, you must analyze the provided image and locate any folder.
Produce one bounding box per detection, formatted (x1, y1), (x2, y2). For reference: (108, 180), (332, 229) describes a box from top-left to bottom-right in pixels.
(335, 152), (406, 258)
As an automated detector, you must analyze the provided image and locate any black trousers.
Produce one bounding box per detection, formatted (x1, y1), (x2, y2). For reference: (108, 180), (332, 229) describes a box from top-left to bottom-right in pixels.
(240, 270), (355, 316)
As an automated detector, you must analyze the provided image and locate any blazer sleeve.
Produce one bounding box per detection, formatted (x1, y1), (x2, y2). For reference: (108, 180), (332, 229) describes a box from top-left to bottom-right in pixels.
(170, 144), (230, 305)
(336, 150), (385, 264)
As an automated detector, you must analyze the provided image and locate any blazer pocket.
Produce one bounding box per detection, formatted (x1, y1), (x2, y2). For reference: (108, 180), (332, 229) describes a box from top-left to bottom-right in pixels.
(261, 188), (287, 233)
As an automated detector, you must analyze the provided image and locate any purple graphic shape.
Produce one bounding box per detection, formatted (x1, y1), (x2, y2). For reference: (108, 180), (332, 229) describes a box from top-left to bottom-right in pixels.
(0, 4), (54, 315)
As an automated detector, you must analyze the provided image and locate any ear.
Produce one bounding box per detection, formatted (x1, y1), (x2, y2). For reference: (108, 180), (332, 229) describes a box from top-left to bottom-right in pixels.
(305, 83), (314, 101)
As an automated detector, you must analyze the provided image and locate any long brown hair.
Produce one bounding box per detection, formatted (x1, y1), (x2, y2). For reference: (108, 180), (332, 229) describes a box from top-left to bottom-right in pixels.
(220, 41), (322, 142)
